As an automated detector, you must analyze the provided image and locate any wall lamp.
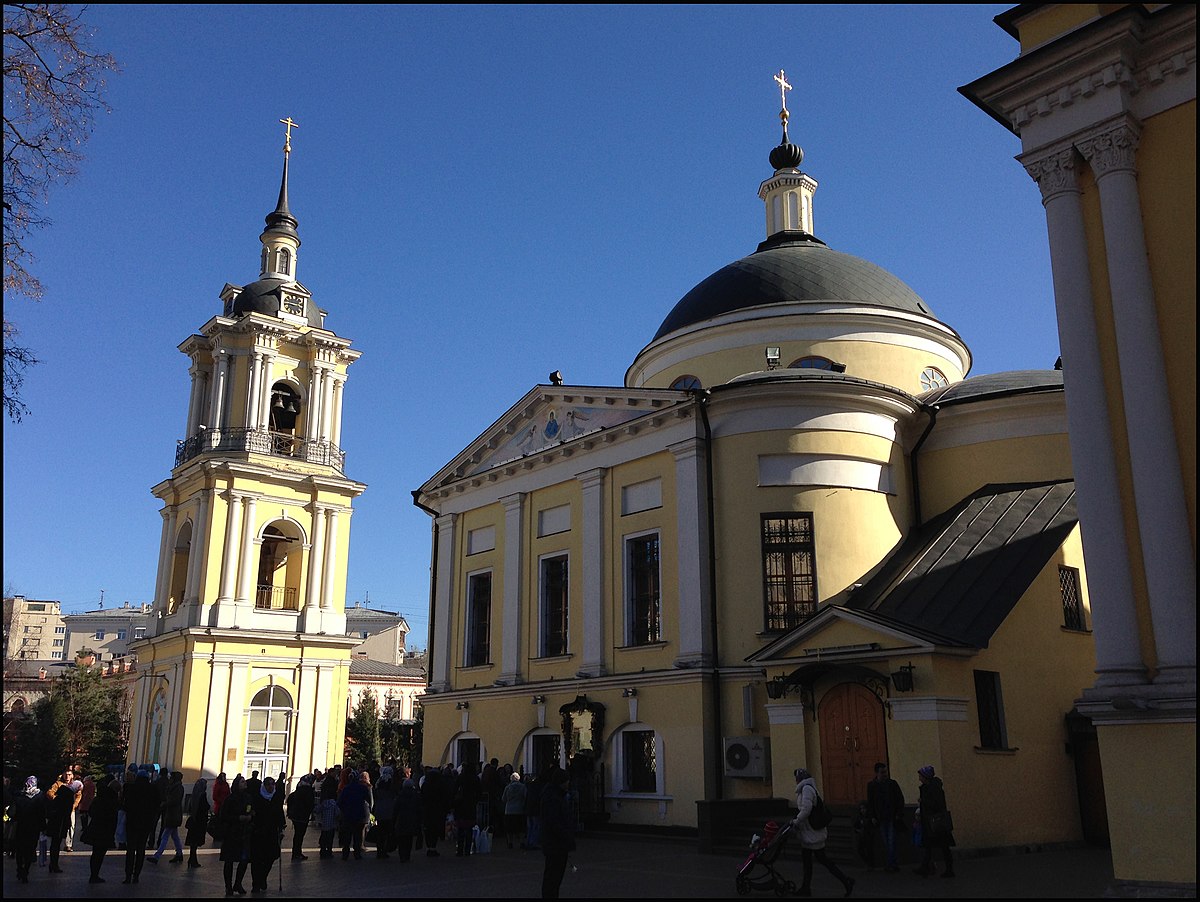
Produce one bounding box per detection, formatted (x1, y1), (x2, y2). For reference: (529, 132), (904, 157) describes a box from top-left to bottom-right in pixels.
(890, 662), (916, 693)
(531, 695), (546, 705)
(455, 701), (469, 710)
(765, 346), (781, 369)
(765, 676), (799, 700)
(621, 687), (637, 698)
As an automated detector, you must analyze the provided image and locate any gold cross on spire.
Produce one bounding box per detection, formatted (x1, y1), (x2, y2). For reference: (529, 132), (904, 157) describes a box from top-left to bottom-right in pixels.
(280, 116), (300, 155)
(774, 69), (792, 122)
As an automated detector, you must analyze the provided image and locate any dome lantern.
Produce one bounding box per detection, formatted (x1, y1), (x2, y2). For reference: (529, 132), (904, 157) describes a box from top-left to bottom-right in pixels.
(758, 69), (817, 237)
(258, 117), (302, 282)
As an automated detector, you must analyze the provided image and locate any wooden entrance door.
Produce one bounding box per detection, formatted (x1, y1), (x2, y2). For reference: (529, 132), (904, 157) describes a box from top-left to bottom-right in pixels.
(818, 682), (888, 806)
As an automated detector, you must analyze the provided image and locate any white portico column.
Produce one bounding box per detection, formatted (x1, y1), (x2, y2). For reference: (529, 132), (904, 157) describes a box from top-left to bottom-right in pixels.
(183, 490), (211, 607)
(576, 468), (607, 677)
(331, 376), (345, 448)
(153, 507), (178, 616)
(216, 490), (243, 605)
(305, 504), (327, 612)
(670, 437), (713, 667)
(208, 350), (229, 433)
(230, 495), (259, 617)
(321, 508), (340, 609)
(185, 364), (205, 436)
(305, 367), (321, 441)
(430, 514), (458, 692)
(257, 353), (274, 430)
(1076, 119), (1197, 685)
(499, 492), (526, 686)
(319, 368), (336, 442)
(1022, 145), (1146, 687)
(245, 352), (262, 429)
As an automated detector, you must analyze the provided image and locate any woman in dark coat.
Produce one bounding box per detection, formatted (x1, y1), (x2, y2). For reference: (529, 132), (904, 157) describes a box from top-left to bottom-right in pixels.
(371, 767), (398, 858)
(452, 762), (481, 857)
(419, 765), (448, 857)
(85, 776), (120, 883)
(8, 776), (47, 883)
(248, 776), (285, 893)
(185, 777), (209, 867)
(286, 774), (315, 860)
(121, 768), (159, 884)
(220, 775), (252, 896)
(337, 769), (370, 860)
(317, 771), (339, 859)
(393, 778), (423, 862)
(44, 772), (75, 873)
(915, 765), (955, 878)
(539, 767), (576, 900)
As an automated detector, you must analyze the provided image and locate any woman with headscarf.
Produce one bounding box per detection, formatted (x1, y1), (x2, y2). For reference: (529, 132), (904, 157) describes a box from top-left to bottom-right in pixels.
(185, 777), (210, 867)
(393, 777), (423, 862)
(337, 768), (370, 860)
(212, 772), (231, 817)
(316, 769), (339, 859)
(248, 776), (285, 893)
(8, 776), (47, 883)
(219, 774), (252, 895)
(915, 765), (955, 878)
(85, 776), (119, 883)
(286, 773), (315, 860)
(371, 766), (398, 858)
(790, 767), (855, 898)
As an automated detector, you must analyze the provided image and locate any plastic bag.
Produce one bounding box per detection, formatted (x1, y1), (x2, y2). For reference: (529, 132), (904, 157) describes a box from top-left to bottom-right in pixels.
(473, 826), (491, 854)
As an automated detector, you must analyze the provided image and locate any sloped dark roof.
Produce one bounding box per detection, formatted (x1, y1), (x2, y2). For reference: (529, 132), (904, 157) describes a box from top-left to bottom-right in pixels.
(652, 231), (937, 341)
(847, 480), (1077, 648)
(348, 659), (425, 680)
(921, 369), (1062, 406)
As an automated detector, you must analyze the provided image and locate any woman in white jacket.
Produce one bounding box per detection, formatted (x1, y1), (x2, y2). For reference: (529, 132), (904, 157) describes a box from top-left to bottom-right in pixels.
(790, 768), (855, 898)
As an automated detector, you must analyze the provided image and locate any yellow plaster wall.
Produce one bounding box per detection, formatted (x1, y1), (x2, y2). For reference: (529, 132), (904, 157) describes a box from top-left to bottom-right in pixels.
(1012, 5), (1119, 53)
(1098, 721), (1196, 885)
(526, 482), (582, 682)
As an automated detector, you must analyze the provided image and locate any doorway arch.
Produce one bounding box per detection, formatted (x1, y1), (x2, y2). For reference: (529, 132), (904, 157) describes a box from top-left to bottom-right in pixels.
(818, 682), (888, 806)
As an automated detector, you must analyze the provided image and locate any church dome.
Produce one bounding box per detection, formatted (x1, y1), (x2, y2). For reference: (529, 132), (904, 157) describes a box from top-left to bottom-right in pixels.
(921, 369), (1063, 405)
(653, 231), (938, 341)
(230, 278), (324, 328)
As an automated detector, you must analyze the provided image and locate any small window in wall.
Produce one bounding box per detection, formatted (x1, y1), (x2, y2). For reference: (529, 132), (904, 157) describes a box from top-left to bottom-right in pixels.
(456, 737), (481, 769)
(53, 639), (64, 647)
(52, 651), (64, 659)
(669, 375), (702, 391)
(54, 626), (65, 634)
(540, 554), (569, 657)
(277, 247), (292, 276)
(789, 356), (834, 370)
(920, 367), (949, 391)
(117, 630), (127, 640)
(622, 728), (658, 793)
(973, 670), (1010, 750)
(261, 247), (269, 272)
(1059, 567), (1087, 631)
(133, 627), (146, 639)
(95, 630), (105, 640)
(530, 732), (561, 777)
(465, 572), (492, 667)
(626, 533), (661, 645)
(761, 513), (818, 631)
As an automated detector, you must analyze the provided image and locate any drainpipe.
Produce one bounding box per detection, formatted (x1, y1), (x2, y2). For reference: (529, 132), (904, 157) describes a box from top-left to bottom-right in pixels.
(694, 389), (723, 801)
(909, 405), (938, 528)
(411, 491), (439, 690)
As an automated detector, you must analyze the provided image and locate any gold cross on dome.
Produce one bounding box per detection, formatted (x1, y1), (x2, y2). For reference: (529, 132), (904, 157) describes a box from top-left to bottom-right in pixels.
(774, 69), (792, 115)
(279, 116), (300, 154)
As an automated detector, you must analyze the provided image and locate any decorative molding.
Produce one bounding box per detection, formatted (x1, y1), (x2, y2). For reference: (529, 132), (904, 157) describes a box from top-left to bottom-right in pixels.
(1075, 119), (1140, 177)
(1021, 147), (1080, 202)
(888, 696), (969, 722)
(765, 701), (807, 725)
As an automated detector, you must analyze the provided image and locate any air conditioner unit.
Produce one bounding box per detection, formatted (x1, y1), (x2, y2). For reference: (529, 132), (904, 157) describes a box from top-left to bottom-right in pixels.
(724, 736), (770, 778)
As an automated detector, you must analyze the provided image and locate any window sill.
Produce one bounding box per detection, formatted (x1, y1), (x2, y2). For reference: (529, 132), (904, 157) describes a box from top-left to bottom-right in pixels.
(1060, 626), (1092, 634)
(604, 792), (673, 801)
(973, 746), (1019, 755)
(530, 654), (573, 664)
(457, 663), (494, 672)
(615, 641), (668, 652)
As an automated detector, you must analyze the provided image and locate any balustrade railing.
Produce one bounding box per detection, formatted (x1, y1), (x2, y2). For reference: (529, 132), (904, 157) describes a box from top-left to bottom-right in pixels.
(255, 585), (299, 611)
(175, 427), (345, 472)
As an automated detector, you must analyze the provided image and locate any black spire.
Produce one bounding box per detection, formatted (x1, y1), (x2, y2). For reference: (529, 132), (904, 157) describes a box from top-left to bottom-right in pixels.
(263, 151), (299, 240)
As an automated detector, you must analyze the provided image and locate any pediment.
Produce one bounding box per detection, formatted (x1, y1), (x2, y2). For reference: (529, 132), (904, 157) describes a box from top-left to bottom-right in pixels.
(421, 385), (689, 493)
(747, 605), (937, 665)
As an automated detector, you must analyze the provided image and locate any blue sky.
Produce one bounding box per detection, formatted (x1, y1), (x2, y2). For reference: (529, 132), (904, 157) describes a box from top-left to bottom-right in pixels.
(2, 4), (1054, 649)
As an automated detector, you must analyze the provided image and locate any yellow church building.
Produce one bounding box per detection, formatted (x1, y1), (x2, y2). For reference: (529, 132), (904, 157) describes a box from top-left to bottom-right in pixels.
(414, 82), (1104, 854)
(127, 123), (365, 783)
(962, 3), (1195, 892)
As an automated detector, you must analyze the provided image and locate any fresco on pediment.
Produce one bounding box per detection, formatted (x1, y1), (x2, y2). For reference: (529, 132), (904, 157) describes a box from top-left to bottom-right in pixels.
(469, 403), (648, 474)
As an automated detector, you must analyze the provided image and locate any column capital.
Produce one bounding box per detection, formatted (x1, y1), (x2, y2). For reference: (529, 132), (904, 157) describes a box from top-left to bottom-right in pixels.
(1075, 116), (1140, 179)
(434, 512), (457, 534)
(1020, 145), (1081, 203)
(575, 467), (607, 490)
(667, 436), (705, 463)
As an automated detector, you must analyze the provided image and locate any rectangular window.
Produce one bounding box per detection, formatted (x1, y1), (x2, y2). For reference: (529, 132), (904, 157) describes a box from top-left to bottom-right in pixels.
(456, 737), (481, 769)
(626, 533), (661, 645)
(1059, 567), (1086, 631)
(540, 554), (569, 657)
(28, 603), (46, 612)
(974, 669), (1009, 750)
(133, 627), (146, 639)
(761, 513), (818, 631)
(623, 730), (657, 793)
(54, 626), (65, 634)
(52, 651), (64, 659)
(465, 572), (492, 667)
(52, 639), (64, 647)
(95, 630), (105, 640)
(531, 733), (561, 777)
(117, 630), (127, 640)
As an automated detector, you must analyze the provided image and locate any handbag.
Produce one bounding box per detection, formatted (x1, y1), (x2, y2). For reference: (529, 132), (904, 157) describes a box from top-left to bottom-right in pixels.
(930, 810), (954, 837)
(208, 816), (226, 842)
(807, 791), (833, 829)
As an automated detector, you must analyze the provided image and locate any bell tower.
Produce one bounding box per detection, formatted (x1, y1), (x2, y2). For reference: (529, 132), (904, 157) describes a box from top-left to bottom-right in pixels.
(128, 120), (365, 783)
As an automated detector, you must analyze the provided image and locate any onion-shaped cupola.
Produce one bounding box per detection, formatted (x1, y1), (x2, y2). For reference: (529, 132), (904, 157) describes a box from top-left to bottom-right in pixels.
(758, 70), (817, 237)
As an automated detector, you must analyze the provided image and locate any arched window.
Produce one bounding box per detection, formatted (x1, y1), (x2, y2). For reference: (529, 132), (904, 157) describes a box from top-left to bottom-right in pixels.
(167, 521), (193, 614)
(277, 248), (292, 276)
(260, 247), (269, 272)
(245, 685), (293, 781)
(669, 375), (702, 391)
(268, 382), (302, 438)
(789, 356), (834, 370)
(256, 522), (302, 611)
(920, 366), (949, 391)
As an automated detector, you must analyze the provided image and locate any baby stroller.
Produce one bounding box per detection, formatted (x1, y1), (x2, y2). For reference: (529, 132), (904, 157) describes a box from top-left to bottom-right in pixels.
(735, 820), (798, 896)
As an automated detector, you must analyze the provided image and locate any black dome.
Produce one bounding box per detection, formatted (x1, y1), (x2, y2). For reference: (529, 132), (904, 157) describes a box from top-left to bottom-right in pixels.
(921, 370), (1063, 405)
(653, 232), (937, 341)
(230, 278), (324, 328)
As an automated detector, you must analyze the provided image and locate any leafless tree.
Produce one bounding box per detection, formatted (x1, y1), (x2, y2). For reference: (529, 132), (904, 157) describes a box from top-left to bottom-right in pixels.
(3, 3), (118, 421)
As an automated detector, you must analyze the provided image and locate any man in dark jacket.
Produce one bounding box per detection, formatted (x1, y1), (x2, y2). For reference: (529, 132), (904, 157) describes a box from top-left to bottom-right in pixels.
(420, 765), (448, 857)
(286, 775), (316, 860)
(539, 767), (575, 900)
(248, 776), (286, 892)
(45, 771), (76, 873)
(915, 765), (955, 878)
(866, 762), (905, 872)
(122, 769), (159, 884)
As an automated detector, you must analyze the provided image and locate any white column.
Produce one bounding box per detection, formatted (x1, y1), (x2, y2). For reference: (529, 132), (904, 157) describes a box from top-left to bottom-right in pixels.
(184, 491), (211, 607)
(208, 351), (229, 432)
(217, 491), (243, 604)
(319, 368), (335, 442)
(305, 367), (321, 441)
(670, 437), (713, 667)
(245, 352), (261, 429)
(321, 508), (340, 608)
(331, 376), (345, 448)
(499, 492), (526, 685)
(152, 508), (175, 614)
(235, 495), (258, 604)
(576, 468), (607, 677)
(1022, 145), (1146, 687)
(224, 661), (250, 773)
(258, 354), (274, 431)
(431, 514), (458, 692)
(305, 504), (326, 612)
(185, 366), (204, 436)
(1077, 119), (1197, 685)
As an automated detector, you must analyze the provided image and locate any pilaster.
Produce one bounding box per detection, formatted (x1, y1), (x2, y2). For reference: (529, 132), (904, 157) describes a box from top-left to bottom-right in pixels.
(498, 492), (526, 686)
(576, 468), (607, 678)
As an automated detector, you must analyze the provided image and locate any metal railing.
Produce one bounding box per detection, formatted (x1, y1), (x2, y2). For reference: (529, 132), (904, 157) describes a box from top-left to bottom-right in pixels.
(255, 585), (299, 611)
(175, 427), (345, 472)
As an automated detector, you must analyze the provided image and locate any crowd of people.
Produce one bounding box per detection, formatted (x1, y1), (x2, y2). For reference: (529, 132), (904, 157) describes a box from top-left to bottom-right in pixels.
(3, 757), (580, 896)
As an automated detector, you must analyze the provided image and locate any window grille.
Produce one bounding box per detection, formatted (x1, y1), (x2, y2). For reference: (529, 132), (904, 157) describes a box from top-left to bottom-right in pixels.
(1059, 567), (1086, 631)
(761, 513), (818, 631)
(973, 670), (1009, 750)
(627, 534), (661, 645)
